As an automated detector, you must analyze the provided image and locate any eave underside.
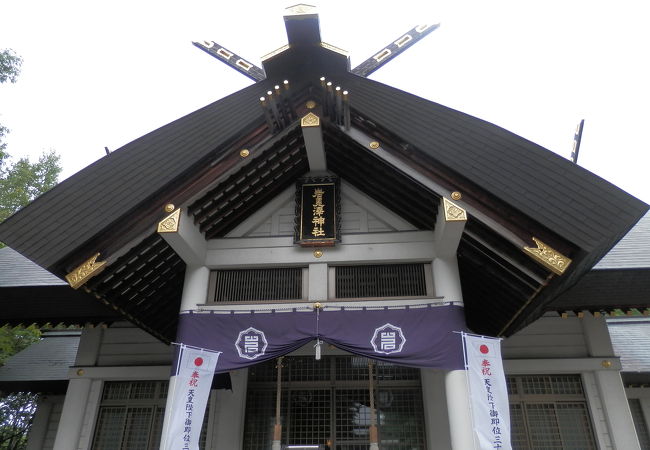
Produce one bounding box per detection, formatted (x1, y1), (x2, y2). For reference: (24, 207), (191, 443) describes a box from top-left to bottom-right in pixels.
(0, 285), (120, 326)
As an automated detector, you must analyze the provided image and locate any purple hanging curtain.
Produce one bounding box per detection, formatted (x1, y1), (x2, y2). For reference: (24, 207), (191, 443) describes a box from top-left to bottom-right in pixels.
(175, 301), (467, 372)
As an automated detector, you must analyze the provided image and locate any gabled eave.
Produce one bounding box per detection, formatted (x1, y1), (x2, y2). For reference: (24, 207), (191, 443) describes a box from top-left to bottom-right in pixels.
(1, 74), (646, 342)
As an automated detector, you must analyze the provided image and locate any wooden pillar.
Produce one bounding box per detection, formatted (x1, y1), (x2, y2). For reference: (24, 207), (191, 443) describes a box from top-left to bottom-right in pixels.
(160, 264), (211, 449)
(52, 378), (92, 450)
(582, 314), (641, 449)
(432, 255), (475, 449)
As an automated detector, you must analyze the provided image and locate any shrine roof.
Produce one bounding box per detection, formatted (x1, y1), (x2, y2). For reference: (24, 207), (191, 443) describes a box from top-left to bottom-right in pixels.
(608, 317), (650, 375)
(0, 331), (80, 393)
(595, 211), (650, 270)
(0, 8), (647, 339)
(0, 247), (65, 287)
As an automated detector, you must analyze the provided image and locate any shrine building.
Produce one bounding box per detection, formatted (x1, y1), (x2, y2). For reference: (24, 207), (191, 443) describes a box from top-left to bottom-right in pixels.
(1, 5), (649, 450)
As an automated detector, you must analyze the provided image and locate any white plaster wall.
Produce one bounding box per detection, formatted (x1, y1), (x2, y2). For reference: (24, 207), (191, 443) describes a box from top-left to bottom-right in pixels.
(627, 387), (650, 434)
(503, 314), (640, 450)
(244, 185), (415, 238)
(502, 314), (588, 359)
(96, 322), (171, 366)
(27, 395), (64, 450)
(582, 371), (614, 449)
(76, 380), (103, 450)
(421, 369), (452, 450)
(209, 369), (248, 450)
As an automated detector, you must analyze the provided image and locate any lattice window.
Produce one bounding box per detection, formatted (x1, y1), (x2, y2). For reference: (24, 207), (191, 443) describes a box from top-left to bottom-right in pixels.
(243, 356), (426, 450)
(507, 375), (596, 450)
(333, 264), (430, 299)
(629, 398), (650, 449)
(209, 267), (306, 302)
(92, 381), (209, 450)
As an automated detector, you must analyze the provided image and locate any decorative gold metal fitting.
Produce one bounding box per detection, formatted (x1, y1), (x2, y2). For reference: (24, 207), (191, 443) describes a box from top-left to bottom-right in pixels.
(313, 249), (323, 258)
(443, 197), (467, 222)
(594, 311), (602, 318)
(240, 149), (250, 158)
(76, 368), (85, 376)
(306, 100), (317, 109)
(301, 112), (320, 127)
(66, 253), (107, 289)
(451, 191), (462, 201)
(601, 360), (612, 368)
(164, 203), (175, 213)
(561, 312), (568, 319)
(577, 311), (584, 319)
(368, 141), (380, 149)
(157, 208), (181, 233)
(313, 302), (323, 309)
(523, 237), (572, 275)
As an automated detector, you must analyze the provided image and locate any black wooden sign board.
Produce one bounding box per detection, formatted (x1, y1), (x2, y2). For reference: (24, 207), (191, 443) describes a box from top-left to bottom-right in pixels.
(294, 176), (341, 246)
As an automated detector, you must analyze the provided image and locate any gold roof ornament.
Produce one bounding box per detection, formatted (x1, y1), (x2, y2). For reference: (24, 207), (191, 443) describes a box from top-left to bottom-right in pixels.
(66, 253), (107, 289)
(157, 208), (181, 233)
(301, 112), (320, 127)
(523, 237), (572, 275)
(443, 197), (467, 222)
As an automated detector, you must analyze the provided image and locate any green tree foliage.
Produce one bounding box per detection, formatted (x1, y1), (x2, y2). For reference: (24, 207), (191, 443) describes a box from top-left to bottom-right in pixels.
(0, 326), (41, 367)
(0, 151), (61, 224)
(1, 49), (21, 161)
(0, 50), (58, 449)
(0, 326), (40, 450)
(1, 48), (62, 234)
(0, 393), (37, 450)
(0, 49), (22, 85)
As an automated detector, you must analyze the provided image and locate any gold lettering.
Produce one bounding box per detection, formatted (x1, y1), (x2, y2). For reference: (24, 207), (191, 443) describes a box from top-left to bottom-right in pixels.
(311, 187), (326, 237)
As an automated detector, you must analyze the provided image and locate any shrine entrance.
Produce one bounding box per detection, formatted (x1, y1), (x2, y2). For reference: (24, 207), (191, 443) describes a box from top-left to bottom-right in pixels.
(242, 355), (427, 450)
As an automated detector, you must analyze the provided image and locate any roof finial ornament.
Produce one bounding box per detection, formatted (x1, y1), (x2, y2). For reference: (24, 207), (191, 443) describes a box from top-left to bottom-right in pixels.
(192, 41), (266, 81)
(194, 6), (437, 81)
(352, 24), (440, 77)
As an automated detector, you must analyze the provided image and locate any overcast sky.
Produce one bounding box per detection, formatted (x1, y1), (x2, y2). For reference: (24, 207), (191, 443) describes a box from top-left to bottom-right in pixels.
(1, 0), (649, 204)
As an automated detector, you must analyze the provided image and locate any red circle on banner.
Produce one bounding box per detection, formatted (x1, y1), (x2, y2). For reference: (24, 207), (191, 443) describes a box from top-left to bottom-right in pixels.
(194, 357), (204, 367)
(479, 345), (489, 354)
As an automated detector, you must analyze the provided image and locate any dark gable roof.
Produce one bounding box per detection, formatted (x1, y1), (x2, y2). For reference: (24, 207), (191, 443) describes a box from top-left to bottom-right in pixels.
(0, 330), (80, 393)
(608, 317), (650, 384)
(550, 211), (650, 313)
(3, 74), (645, 274)
(1, 247), (120, 326)
(0, 14), (647, 339)
(0, 247), (65, 287)
(343, 74), (646, 253)
(595, 211), (650, 269)
(0, 81), (271, 271)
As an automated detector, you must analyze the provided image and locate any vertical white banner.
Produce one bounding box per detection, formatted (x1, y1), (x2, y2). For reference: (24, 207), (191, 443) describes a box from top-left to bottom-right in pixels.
(161, 345), (220, 450)
(464, 334), (512, 450)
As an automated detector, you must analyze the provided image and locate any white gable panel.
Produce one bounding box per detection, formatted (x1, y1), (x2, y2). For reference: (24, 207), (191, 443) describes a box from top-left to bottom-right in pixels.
(226, 181), (417, 238)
